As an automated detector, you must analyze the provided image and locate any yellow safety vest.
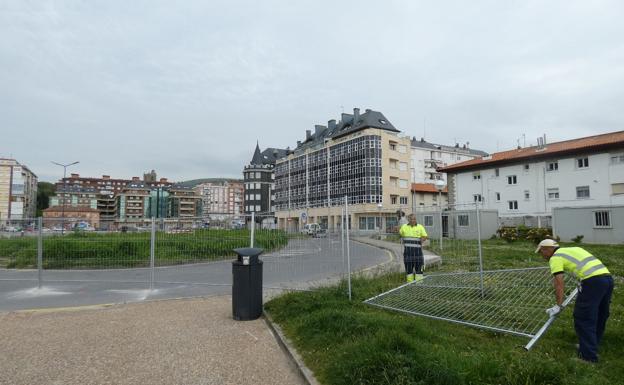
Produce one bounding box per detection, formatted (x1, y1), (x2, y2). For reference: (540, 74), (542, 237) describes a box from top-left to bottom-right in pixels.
(549, 247), (610, 280)
(399, 224), (428, 239)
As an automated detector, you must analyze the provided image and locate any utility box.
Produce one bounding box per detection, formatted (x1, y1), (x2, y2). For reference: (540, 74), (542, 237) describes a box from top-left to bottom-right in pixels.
(232, 247), (264, 321)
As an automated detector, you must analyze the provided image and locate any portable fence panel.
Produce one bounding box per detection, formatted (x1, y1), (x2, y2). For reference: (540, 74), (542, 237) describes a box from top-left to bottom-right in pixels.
(0, 218), (40, 282)
(365, 267), (578, 342)
(257, 214), (343, 291)
(153, 216), (248, 287)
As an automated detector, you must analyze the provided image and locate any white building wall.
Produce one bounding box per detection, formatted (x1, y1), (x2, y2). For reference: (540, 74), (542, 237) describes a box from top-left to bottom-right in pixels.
(452, 151), (624, 217)
(410, 146), (480, 184)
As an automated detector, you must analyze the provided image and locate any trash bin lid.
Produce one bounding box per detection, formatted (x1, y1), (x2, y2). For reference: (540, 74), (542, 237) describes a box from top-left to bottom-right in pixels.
(233, 247), (264, 257)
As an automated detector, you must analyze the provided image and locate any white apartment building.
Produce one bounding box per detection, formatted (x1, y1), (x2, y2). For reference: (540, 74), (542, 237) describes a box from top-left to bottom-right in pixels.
(410, 138), (487, 184)
(0, 158), (38, 221)
(195, 180), (244, 220)
(440, 131), (624, 225)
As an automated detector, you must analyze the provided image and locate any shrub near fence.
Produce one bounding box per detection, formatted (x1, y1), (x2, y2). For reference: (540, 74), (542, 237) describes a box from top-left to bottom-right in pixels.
(0, 229), (288, 269)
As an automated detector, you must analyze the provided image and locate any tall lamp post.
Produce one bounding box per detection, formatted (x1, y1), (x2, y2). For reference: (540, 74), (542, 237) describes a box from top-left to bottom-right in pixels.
(51, 161), (79, 235)
(435, 179), (446, 251)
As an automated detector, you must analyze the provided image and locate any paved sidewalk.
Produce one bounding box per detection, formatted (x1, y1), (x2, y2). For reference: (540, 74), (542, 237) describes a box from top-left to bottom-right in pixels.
(0, 295), (306, 385)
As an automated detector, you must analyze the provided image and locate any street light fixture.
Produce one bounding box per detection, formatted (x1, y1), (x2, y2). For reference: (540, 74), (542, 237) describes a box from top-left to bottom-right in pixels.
(51, 161), (79, 235)
(435, 179), (446, 251)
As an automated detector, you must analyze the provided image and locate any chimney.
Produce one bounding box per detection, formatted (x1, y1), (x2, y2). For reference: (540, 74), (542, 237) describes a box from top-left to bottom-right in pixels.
(70, 173), (79, 178)
(365, 109), (372, 113)
(353, 108), (360, 123)
(296, 141), (301, 147)
(328, 120), (336, 130)
(543, 134), (547, 145)
(102, 175), (110, 180)
(421, 137), (425, 142)
(306, 130), (311, 141)
(314, 125), (326, 137)
(132, 176), (140, 182)
(160, 178), (168, 183)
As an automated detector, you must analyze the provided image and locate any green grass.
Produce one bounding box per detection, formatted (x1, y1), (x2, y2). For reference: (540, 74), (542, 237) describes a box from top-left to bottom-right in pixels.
(265, 240), (624, 385)
(0, 229), (288, 268)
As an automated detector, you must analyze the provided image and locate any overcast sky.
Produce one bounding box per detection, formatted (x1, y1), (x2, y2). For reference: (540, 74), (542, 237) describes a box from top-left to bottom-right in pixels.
(2, 1), (623, 182)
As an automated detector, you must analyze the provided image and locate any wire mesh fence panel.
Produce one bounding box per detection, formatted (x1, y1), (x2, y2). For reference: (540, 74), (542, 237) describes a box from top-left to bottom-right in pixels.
(365, 267), (578, 343)
(154, 216), (251, 286)
(0, 218), (40, 282)
(255, 214), (343, 291)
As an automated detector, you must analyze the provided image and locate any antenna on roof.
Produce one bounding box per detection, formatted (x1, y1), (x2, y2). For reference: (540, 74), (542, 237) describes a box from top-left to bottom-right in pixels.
(423, 117), (426, 140)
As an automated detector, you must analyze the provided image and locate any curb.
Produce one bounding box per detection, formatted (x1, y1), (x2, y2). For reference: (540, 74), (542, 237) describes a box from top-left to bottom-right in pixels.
(263, 311), (320, 385)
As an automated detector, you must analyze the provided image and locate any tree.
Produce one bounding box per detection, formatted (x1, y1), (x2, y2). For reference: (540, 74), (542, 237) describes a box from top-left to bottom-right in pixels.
(36, 182), (55, 217)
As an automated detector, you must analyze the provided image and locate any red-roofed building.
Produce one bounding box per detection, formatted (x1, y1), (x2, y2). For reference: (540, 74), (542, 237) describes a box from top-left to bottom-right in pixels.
(411, 183), (448, 209)
(438, 131), (624, 226)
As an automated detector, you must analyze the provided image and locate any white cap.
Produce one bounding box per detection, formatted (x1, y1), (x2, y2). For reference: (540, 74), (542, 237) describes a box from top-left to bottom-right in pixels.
(535, 239), (559, 253)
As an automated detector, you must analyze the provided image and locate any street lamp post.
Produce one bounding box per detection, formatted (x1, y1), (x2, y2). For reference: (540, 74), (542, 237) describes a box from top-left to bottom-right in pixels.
(435, 179), (446, 251)
(51, 161), (79, 235)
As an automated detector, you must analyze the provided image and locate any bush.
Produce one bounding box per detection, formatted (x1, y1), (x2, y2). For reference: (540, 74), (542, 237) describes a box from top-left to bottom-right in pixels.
(525, 227), (553, 244)
(572, 235), (584, 244)
(497, 227), (519, 243)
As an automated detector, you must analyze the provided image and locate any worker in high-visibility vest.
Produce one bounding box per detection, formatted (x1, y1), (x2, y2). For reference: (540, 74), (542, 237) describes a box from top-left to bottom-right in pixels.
(536, 239), (614, 362)
(399, 214), (428, 282)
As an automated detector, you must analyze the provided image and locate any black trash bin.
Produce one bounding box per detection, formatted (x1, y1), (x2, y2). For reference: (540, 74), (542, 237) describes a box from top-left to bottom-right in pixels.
(232, 247), (263, 320)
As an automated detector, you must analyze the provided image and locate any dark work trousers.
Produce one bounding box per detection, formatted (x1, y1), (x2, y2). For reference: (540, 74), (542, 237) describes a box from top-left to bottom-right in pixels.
(574, 275), (614, 362)
(403, 239), (424, 275)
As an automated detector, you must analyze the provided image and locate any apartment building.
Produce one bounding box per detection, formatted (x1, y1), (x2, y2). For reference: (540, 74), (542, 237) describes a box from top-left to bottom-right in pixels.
(410, 138), (487, 183)
(168, 185), (202, 218)
(196, 180), (245, 220)
(440, 131), (624, 226)
(243, 144), (288, 221)
(0, 158), (38, 221)
(116, 181), (151, 225)
(274, 108), (412, 232)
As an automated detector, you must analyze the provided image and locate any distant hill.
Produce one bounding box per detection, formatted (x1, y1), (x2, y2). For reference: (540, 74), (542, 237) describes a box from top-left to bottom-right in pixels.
(175, 178), (243, 188)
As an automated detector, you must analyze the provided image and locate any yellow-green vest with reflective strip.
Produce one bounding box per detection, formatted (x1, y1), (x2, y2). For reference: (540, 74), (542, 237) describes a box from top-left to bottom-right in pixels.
(549, 247), (610, 280)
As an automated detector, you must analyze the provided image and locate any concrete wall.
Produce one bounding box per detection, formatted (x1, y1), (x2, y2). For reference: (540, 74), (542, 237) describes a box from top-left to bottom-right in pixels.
(553, 205), (624, 244)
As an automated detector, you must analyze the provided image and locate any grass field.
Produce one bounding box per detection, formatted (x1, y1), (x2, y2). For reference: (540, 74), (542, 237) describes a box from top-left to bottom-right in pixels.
(0, 229), (288, 268)
(265, 240), (623, 385)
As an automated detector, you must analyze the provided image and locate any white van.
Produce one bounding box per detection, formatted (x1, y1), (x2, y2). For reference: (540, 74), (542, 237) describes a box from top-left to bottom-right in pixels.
(302, 223), (321, 236)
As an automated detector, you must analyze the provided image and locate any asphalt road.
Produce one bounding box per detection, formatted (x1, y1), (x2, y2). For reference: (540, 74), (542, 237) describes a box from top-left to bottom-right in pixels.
(0, 237), (390, 311)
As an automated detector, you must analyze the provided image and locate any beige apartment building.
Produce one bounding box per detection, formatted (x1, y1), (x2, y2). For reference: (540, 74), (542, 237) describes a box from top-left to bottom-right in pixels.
(195, 180), (244, 220)
(274, 108), (412, 232)
(0, 158), (38, 221)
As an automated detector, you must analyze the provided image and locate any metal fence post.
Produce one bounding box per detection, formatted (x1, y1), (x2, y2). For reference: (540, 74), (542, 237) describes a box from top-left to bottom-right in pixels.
(150, 216), (155, 290)
(37, 217), (43, 289)
(345, 196), (352, 301)
(439, 203), (443, 251)
(476, 202), (484, 297)
(250, 212), (255, 248)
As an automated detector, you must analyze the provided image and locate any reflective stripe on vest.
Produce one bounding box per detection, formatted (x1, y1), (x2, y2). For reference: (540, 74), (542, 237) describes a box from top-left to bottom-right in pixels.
(403, 237), (422, 248)
(553, 248), (610, 280)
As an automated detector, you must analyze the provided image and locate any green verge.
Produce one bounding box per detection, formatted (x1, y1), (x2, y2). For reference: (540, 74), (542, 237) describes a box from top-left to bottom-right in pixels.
(0, 229), (288, 268)
(265, 240), (624, 385)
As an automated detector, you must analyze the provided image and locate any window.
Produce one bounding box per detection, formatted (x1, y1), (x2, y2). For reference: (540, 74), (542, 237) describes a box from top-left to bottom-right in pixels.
(524, 164), (530, 171)
(612, 183), (624, 195)
(507, 175), (517, 185)
(389, 159), (398, 169)
(424, 215), (434, 227)
(399, 196), (408, 205)
(399, 179), (408, 188)
(576, 186), (590, 199)
(524, 190), (530, 200)
(577, 157), (589, 168)
(389, 142), (397, 151)
(508, 200), (518, 210)
(610, 154), (624, 164)
(495, 168), (499, 177)
(594, 211), (611, 228)
(458, 214), (469, 227)
(547, 188), (559, 199)
(391, 195), (398, 204)
(495, 192), (501, 201)
(547, 161), (558, 171)
(473, 194), (482, 202)
(255, 172), (261, 179)
(473, 172), (481, 180)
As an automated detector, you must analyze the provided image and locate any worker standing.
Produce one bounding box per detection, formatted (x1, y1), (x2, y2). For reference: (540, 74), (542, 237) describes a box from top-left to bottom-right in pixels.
(536, 239), (614, 362)
(399, 214), (428, 282)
